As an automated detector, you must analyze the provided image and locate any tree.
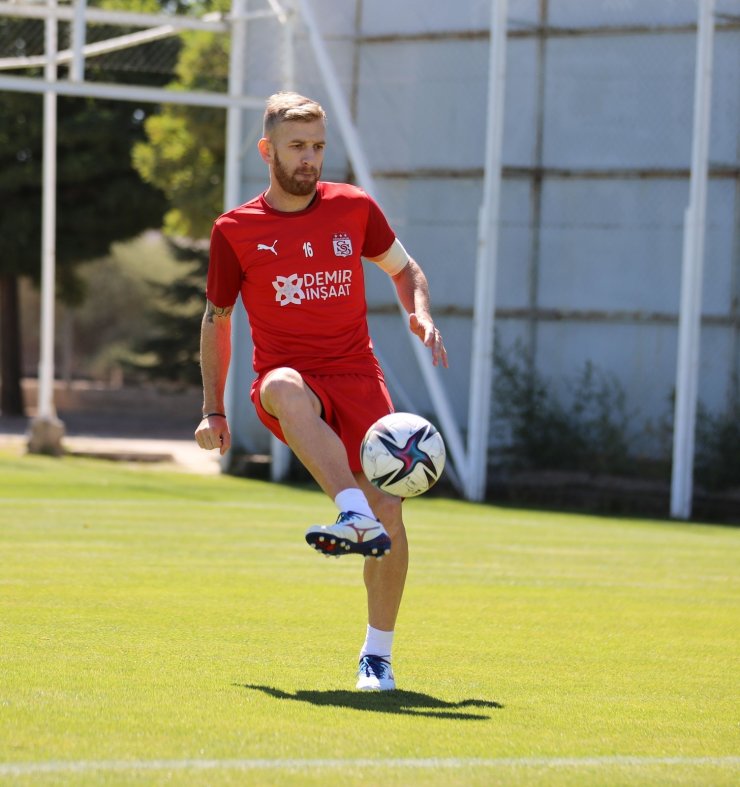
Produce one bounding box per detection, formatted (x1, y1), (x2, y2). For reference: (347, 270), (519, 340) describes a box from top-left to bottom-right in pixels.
(0, 94), (169, 414)
(0, 2), (186, 414)
(132, 20), (229, 238)
(129, 4), (229, 384)
(123, 239), (209, 386)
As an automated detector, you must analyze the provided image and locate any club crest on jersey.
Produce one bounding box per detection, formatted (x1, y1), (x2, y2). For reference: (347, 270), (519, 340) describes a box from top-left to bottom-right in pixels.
(332, 233), (353, 258)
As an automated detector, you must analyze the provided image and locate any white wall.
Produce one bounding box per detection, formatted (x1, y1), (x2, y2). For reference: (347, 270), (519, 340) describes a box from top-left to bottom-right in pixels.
(228, 0), (739, 460)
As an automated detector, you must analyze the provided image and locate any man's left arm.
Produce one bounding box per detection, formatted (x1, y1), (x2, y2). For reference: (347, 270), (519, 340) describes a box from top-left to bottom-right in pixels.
(391, 258), (448, 369)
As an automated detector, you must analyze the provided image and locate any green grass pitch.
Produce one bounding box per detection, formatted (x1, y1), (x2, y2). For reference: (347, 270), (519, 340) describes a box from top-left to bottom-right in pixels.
(0, 449), (738, 786)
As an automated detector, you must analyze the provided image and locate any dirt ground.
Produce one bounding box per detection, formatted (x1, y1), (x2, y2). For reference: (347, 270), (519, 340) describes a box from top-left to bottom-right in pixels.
(0, 385), (221, 475)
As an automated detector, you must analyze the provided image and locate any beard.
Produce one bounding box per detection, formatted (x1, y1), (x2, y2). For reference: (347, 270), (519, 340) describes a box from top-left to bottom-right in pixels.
(273, 151), (321, 197)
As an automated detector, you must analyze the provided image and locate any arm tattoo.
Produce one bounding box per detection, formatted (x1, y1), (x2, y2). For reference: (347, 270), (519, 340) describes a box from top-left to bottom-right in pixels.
(205, 301), (233, 324)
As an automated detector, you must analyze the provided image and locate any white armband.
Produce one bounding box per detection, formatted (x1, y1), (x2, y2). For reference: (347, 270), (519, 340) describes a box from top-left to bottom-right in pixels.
(368, 238), (410, 276)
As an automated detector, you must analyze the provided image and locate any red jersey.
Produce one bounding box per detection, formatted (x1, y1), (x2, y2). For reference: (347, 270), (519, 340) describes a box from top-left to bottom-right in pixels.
(207, 181), (396, 376)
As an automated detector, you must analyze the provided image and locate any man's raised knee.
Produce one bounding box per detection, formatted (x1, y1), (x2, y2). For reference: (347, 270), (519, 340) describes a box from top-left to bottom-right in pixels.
(260, 368), (321, 418)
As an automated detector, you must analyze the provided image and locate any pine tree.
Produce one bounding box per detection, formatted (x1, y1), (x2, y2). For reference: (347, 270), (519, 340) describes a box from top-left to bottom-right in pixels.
(0, 9), (172, 414)
(128, 3), (230, 385)
(124, 238), (208, 386)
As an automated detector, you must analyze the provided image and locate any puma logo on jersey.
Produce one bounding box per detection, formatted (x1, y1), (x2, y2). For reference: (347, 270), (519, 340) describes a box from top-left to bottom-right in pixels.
(257, 240), (278, 255)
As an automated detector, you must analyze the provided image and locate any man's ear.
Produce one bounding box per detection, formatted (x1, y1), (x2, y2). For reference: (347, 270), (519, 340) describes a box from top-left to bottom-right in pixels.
(257, 137), (272, 164)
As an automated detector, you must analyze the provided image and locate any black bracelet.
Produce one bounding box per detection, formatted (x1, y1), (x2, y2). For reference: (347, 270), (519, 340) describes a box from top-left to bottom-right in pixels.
(203, 412), (226, 419)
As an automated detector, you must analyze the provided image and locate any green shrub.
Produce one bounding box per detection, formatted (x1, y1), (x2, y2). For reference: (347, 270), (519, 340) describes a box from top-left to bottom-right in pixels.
(493, 342), (633, 475)
(695, 398), (740, 491)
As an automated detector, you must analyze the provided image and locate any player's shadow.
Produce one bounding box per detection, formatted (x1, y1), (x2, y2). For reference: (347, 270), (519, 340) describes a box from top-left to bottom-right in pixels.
(236, 684), (503, 720)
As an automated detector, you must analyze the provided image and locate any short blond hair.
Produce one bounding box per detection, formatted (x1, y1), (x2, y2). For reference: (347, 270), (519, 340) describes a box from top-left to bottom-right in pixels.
(263, 92), (326, 137)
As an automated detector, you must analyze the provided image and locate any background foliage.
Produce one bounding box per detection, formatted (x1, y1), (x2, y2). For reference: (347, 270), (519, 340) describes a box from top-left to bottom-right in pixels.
(0, 3), (176, 413)
(132, 0), (230, 238)
(493, 341), (635, 476)
(0, 0), (227, 412)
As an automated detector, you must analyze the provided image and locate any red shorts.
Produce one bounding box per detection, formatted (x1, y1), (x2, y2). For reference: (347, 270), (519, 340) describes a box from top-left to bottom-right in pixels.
(251, 371), (394, 472)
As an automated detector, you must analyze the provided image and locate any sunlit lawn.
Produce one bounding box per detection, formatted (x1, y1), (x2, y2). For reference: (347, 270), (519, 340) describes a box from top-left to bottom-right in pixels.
(1, 450), (738, 785)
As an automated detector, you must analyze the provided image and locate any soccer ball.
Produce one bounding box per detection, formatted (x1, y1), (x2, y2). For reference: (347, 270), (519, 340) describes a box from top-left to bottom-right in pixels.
(360, 412), (446, 497)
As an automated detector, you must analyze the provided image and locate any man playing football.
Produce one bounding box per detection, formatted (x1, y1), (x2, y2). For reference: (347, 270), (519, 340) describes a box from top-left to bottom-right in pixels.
(195, 92), (447, 690)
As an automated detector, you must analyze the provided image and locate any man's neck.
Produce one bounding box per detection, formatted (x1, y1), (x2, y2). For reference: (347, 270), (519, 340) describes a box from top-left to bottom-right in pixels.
(263, 185), (317, 213)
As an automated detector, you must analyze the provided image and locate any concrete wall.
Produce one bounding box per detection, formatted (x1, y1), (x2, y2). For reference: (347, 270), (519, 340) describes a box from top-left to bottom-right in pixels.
(228, 0), (740, 459)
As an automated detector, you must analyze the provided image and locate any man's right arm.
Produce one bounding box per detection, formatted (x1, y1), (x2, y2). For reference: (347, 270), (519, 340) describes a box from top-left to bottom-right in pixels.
(194, 299), (234, 455)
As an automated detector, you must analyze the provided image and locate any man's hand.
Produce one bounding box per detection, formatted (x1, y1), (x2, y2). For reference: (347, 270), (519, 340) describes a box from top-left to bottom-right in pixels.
(195, 414), (231, 456)
(409, 313), (448, 368)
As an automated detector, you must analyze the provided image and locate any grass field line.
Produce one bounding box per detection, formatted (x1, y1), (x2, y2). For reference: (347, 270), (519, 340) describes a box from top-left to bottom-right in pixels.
(1, 756), (739, 776)
(0, 498), (300, 510)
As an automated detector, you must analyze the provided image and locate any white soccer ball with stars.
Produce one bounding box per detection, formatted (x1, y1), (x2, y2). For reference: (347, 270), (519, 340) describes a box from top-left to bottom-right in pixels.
(360, 412), (446, 497)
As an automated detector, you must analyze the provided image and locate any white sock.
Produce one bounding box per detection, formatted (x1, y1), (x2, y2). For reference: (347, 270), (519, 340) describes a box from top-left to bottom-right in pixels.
(334, 488), (375, 520)
(360, 625), (394, 660)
